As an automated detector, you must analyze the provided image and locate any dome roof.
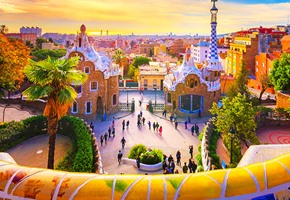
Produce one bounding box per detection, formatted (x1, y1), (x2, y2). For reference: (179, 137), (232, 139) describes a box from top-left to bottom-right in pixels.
(281, 35), (290, 42)
(80, 24), (86, 32)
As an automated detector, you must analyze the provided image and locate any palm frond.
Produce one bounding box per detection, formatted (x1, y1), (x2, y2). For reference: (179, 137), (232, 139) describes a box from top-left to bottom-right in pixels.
(23, 85), (53, 100)
(57, 86), (77, 105)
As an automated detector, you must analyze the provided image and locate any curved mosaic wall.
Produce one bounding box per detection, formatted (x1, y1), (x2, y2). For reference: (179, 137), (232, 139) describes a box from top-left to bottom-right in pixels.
(0, 153), (289, 199)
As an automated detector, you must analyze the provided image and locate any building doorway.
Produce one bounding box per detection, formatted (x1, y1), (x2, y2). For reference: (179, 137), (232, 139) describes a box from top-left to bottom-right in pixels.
(96, 96), (103, 117)
(160, 80), (163, 90)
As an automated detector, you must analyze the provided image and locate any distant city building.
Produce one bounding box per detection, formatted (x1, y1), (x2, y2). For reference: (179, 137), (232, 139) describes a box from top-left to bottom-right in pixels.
(139, 43), (155, 56)
(20, 26), (42, 37)
(65, 24), (120, 120)
(163, 0), (222, 116)
(5, 33), (37, 45)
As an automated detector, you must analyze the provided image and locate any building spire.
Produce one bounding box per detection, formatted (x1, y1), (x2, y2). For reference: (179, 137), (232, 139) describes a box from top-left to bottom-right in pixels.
(207, 0), (223, 71)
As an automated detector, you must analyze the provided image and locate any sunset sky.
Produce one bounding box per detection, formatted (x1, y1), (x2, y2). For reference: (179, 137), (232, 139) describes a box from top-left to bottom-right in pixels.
(1, 0), (289, 35)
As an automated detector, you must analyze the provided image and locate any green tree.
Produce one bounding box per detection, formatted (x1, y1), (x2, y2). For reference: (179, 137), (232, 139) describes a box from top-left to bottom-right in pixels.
(0, 35), (30, 99)
(227, 61), (251, 100)
(25, 40), (34, 49)
(210, 93), (260, 166)
(112, 48), (125, 66)
(132, 56), (151, 68)
(31, 49), (67, 61)
(23, 57), (87, 169)
(127, 64), (137, 79)
(35, 37), (48, 50)
(258, 73), (272, 102)
(270, 52), (290, 92)
(149, 49), (153, 57)
(0, 25), (8, 34)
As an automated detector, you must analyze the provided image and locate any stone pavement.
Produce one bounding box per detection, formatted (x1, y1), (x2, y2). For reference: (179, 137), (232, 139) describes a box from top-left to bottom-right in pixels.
(0, 104), (41, 122)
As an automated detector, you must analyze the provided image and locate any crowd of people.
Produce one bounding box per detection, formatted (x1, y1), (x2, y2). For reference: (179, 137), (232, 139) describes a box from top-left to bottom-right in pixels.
(162, 146), (197, 174)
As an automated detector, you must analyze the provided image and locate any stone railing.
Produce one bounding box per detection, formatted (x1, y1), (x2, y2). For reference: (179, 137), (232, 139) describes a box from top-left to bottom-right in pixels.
(84, 121), (103, 174)
(201, 118), (215, 171)
(0, 153), (290, 199)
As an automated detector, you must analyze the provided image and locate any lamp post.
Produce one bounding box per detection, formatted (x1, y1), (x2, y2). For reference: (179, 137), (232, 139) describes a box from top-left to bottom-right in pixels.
(154, 88), (157, 111)
(229, 126), (235, 165)
(125, 87), (128, 109)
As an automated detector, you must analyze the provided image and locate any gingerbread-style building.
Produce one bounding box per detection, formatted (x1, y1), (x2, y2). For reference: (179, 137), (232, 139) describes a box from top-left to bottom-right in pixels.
(163, 0), (223, 116)
(65, 25), (120, 120)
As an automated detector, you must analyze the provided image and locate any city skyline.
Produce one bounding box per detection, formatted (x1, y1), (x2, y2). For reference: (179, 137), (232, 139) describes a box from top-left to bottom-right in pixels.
(1, 0), (290, 35)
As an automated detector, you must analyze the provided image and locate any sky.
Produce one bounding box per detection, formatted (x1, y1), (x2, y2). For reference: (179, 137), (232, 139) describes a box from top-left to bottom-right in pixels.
(0, 0), (289, 35)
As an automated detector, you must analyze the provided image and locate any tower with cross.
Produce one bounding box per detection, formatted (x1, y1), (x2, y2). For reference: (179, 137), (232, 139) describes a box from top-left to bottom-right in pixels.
(207, 0), (223, 71)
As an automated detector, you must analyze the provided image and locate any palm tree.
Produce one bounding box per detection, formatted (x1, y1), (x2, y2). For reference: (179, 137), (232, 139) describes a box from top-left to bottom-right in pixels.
(23, 56), (87, 169)
(112, 48), (126, 78)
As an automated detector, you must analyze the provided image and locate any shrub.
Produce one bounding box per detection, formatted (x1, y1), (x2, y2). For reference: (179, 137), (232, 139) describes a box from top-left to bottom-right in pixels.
(140, 148), (163, 165)
(196, 153), (202, 166)
(198, 129), (205, 141)
(128, 144), (147, 159)
(197, 165), (204, 172)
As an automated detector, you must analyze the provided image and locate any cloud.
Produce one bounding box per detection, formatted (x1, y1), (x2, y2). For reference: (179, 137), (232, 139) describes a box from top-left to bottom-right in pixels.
(0, 0), (26, 13)
(1, 0), (290, 34)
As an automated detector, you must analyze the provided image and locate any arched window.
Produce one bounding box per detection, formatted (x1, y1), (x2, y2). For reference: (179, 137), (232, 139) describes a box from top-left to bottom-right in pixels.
(71, 102), (78, 114)
(190, 79), (194, 88)
(112, 94), (117, 105)
(90, 81), (98, 91)
(84, 66), (90, 74)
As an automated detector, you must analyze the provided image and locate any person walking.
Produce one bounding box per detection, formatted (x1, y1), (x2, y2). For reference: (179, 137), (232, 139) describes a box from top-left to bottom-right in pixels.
(182, 162), (188, 173)
(176, 150), (181, 166)
(195, 124), (199, 136)
(184, 120), (188, 130)
(90, 122), (94, 132)
(136, 156), (141, 169)
(100, 135), (104, 147)
(156, 122), (159, 131)
(108, 127), (111, 138)
(191, 160), (197, 173)
(189, 145), (193, 159)
(126, 120), (130, 129)
(104, 132), (108, 144)
(142, 117), (145, 125)
(175, 121), (178, 130)
(121, 137), (126, 149)
(159, 126), (163, 136)
(112, 127), (115, 137)
(122, 120), (125, 131)
(118, 150), (123, 164)
(170, 160), (175, 174)
(148, 121), (151, 130)
(191, 125), (195, 136)
(188, 159), (193, 173)
(153, 122), (156, 132)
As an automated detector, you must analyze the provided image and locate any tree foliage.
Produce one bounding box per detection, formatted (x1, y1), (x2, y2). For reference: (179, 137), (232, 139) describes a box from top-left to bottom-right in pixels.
(31, 49), (66, 61)
(210, 93), (260, 166)
(132, 56), (151, 68)
(0, 25), (8, 34)
(227, 61), (251, 100)
(127, 64), (138, 79)
(112, 48), (125, 66)
(258, 73), (272, 101)
(0, 34), (30, 97)
(23, 56), (87, 169)
(35, 37), (48, 50)
(270, 52), (290, 92)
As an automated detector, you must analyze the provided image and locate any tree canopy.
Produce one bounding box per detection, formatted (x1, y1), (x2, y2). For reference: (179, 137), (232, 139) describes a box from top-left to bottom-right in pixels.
(132, 56), (151, 68)
(270, 52), (290, 92)
(35, 37), (48, 50)
(210, 93), (260, 166)
(0, 25), (8, 34)
(31, 49), (67, 61)
(0, 34), (30, 97)
(227, 61), (251, 100)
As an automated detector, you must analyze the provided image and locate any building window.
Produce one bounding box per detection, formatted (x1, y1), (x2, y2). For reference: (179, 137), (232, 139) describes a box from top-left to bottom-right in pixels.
(256, 68), (258, 72)
(90, 81), (98, 91)
(190, 79), (194, 88)
(144, 79), (148, 86)
(214, 91), (216, 97)
(112, 94), (117, 105)
(262, 63), (265, 67)
(195, 80), (198, 86)
(256, 61), (258, 65)
(205, 77), (208, 81)
(84, 66), (90, 74)
(85, 101), (92, 114)
(71, 102), (78, 114)
(153, 79), (157, 86)
(167, 92), (172, 104)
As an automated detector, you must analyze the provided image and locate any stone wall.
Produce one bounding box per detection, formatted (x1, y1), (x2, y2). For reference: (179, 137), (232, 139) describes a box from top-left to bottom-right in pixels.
(276, 91), (290, 109)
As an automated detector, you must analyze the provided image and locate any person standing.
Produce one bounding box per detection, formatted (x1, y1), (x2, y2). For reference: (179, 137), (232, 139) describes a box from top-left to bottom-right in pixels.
(170, 160), (175, 174)
(100, 135), (104, 147)
(104, 132), (108, 144)
(122, 120), (125, 131)
(188, 159), (193, 173)
(148, 121), (151, 130)
(191, 125), (195, 136)
(136, 156), (141, 169)
(191, 160), (197, 173)
(90, 122), (94, 132)
(176, 150), (181, 166)
(118, 150), (123, 164)
(184, 120), (188, 130)
(153, 122), (156, 132)
(189, 145), (193, 159)
(175, 121), (178, 130)
(182, 162), (188, 173)
(156, 122), (159, 131)
(159, 126), (163, 136)
(142, 117), (145, 125)
(121, 137), (126, 149)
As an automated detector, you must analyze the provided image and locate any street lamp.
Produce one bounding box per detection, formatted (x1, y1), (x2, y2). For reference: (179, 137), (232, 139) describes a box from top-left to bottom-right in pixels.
(124, 87), (128, 109)
(229, 126), (236, 165)
(154, 88), (157, 111)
